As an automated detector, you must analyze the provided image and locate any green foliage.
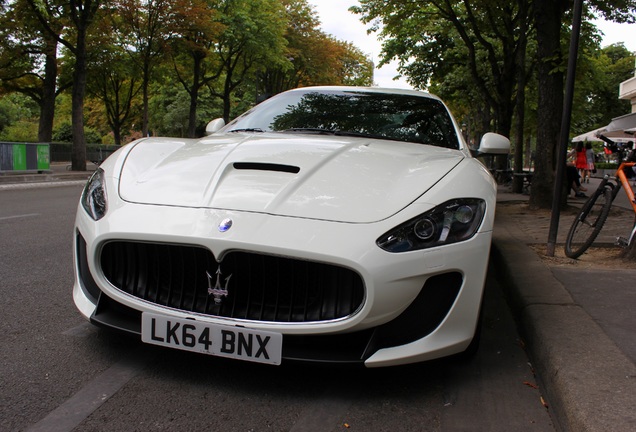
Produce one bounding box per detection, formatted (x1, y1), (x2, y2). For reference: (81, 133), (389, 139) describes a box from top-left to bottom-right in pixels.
(353, 0), (532, 139)
(0, 93), (39, 142)
(206, 0), (291, 123)
(1, 0), (374, 143)
(572, 43), (635, 135)
(101, 133), (115, 145)
(0, 120), (39, 142)
(52, 122), (102, 144)
(259, 1), (373, 94)
(86, 40), (143, 144)
(52, 122), (74, 142)
(595, 162), (619, 169)
(148, 81), (224, 137)
(0, 93), (38, 132)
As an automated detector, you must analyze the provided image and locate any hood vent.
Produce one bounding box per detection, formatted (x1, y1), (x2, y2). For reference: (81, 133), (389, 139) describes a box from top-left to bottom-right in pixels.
(233, 162), (300, 174)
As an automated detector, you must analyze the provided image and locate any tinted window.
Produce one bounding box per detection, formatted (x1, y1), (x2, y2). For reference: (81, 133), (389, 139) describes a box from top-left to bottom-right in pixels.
(224, 89), (459, 149)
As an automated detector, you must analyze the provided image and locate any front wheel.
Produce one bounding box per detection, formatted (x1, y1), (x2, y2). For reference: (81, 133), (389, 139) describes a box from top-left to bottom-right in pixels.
(564, 186), (613, 258)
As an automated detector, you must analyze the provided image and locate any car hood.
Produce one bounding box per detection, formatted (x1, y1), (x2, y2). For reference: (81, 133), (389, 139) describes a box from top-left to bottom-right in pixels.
(118, 133), (464, 223)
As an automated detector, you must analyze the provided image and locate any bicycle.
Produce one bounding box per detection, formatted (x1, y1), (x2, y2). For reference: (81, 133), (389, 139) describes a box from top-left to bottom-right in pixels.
(564, 162), (636, 259)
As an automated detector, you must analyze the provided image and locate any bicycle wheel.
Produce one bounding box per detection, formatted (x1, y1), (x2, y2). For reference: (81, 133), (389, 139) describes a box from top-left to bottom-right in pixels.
(564, 185), (613, 258)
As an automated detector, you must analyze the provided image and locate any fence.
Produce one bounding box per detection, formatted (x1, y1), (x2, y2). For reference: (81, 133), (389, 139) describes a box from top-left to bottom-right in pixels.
(49, 143), (119, 163)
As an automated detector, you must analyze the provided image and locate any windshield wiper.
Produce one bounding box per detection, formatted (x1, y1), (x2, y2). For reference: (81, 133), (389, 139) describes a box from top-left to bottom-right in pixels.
(282, 128), (385, 140)
(334, 130), (383, 139)
(282, 128), (337, 135)
(228, 128), (264, 133)
(282, 128), (394, 142)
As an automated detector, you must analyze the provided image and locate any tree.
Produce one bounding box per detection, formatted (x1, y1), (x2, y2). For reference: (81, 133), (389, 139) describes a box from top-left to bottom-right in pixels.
(113, 0), (173, 137)
(529, 0), (635, 209)
(257, 0), (318, 96)
(87, 43), (141, 145)
(260, 0), (373, 95)
(353, 0), (532, 142)
(571, 43), (635, 136)
(148, 78), (222, 137)
(0, 0), (65, 142)
(0, 92), (38, 139)
(352, 0), (636, 209)
(207, 0), (289, 122)
(312, 36), (373, 86)
(528, 0), (568, 208)
(352, 0), (533, 187)
(26, 0), (104, 171)
(168, 0), (224, 137)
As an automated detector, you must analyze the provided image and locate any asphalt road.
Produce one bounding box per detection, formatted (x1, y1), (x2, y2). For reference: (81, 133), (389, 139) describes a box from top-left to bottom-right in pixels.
(1, 184), (555, 431)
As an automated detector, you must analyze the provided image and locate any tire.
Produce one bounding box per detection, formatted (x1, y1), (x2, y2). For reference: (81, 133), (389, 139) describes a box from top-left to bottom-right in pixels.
(462, 308), (482, 358)
(455, 300), (483, 360)
(564, 185), (613, 258)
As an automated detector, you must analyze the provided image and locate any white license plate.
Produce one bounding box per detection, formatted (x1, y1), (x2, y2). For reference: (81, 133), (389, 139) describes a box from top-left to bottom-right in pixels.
(141, 312), (283, 365)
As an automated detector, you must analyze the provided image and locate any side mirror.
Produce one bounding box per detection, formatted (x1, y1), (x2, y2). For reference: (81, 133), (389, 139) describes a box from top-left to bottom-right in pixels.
(477, 132), (510, 155)
(205, 118), (226, 135)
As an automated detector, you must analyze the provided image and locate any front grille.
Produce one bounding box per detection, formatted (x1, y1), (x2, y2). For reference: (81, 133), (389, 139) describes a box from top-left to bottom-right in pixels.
(100, 241), (364, 323)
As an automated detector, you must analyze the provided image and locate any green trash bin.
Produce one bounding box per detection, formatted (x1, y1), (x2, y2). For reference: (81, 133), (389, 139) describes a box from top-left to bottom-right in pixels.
(36, 144), (50, 171)
(12, 143), (27, 170)
(0, 142), (50, 173)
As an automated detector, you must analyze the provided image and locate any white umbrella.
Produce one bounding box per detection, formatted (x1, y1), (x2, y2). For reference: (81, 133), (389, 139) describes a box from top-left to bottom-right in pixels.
(572, 112), (636, 143)
(604, 112), (636, 140)
(572, 125), (608, 142)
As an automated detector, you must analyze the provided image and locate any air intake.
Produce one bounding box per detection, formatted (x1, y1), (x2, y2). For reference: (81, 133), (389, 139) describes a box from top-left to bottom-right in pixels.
(233, 162), (300, 173)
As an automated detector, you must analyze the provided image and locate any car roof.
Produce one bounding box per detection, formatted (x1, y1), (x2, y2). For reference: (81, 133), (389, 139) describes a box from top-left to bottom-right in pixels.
(286, 86), (441, 101)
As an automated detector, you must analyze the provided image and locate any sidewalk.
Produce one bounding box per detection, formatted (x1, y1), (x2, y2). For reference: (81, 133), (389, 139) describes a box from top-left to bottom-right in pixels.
(0, 161), (96, 187)
(492, 184), (636, 432)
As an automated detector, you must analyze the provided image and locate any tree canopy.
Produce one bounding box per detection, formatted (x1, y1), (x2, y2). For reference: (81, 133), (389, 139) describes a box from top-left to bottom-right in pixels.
(352, 0), (636, 208)
(1, 0), (635, 205)
(0, 0), (374, 151)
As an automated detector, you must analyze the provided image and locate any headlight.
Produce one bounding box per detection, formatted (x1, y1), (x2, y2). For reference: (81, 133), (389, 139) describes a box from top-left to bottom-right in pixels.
(377, 198), (486, 253)
(81, 168), (108, 221)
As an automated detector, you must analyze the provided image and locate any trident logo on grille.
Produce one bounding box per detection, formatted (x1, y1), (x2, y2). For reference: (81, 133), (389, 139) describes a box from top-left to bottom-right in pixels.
(206, 267), (232, 305)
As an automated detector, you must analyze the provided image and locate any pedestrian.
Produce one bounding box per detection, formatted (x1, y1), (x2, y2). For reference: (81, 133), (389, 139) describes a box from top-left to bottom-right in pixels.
(566, 165), (587, 198)
(603, 144), (612, 162)
(585, 142), (595, 183)
(567, 143), (587, 198)
(568, 142), (588, 180)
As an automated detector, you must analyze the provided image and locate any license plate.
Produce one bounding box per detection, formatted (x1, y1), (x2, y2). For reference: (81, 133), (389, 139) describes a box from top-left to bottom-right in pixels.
(141, 312), (283, 365)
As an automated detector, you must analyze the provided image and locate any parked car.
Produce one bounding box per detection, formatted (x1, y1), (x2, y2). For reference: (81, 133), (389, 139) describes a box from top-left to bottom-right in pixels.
(73, 86), (509, 367)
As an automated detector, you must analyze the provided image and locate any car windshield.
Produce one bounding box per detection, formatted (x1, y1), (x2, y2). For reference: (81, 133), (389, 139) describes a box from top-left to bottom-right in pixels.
(223, 89), (460, 149)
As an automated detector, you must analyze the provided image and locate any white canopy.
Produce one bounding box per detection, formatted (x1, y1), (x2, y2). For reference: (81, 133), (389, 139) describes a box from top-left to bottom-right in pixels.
(572, 112), (636, 143)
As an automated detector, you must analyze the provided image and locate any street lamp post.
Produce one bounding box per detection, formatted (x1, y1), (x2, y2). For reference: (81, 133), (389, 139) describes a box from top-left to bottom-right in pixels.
(546, 0), (584, 257)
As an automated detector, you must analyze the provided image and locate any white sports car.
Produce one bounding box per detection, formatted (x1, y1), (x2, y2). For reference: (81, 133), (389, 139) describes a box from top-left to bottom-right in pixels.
(73, 86), (509, 367)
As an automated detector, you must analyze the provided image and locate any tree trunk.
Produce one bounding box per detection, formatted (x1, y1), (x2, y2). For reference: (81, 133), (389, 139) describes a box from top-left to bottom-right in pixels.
(38, 36), (57, 143)
(113, 123), (122, 146)
(142, 62), (150, 137)
(529, 0), (566, 208)
(512, 16), (529, 194)
(222, 65), (234, 123)
(187, 55), (202, 138)
(71, 30), (87, 172)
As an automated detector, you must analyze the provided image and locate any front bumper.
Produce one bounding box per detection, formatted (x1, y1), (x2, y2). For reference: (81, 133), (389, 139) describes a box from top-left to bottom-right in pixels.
(73, 186), (493, 367)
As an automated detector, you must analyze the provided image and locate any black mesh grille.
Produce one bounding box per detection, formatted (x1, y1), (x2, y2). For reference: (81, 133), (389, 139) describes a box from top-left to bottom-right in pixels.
(99, 241), (364, 323)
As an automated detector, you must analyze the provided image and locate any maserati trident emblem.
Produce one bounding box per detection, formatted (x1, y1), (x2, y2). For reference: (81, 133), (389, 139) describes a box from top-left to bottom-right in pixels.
(206, 267), (232, 304)
(218, 218), (233, 232)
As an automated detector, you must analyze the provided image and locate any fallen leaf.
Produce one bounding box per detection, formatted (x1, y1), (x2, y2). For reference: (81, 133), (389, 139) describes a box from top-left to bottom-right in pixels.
(540, 396), (549, 408)
(523, 381), (539, 389)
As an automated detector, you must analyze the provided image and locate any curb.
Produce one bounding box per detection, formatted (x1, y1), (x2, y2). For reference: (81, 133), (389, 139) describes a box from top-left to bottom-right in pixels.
(0, 179), (88, 191)
(491, 221), (636, 432)
(0, 171), (92, 189)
